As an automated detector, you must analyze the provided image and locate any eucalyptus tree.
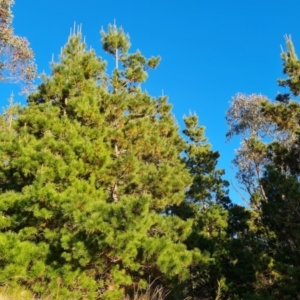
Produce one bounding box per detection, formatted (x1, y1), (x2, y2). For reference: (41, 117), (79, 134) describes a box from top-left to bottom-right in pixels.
(0, 0), (36, 90)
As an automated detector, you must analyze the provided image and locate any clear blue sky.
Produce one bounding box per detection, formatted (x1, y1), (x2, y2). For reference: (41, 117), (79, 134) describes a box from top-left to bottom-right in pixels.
(2, 0), (300, 203)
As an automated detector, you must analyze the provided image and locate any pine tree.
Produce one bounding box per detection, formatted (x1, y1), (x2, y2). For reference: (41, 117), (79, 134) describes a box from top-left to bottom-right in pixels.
(170, 114), (232, 299)
(0, 25), (199, 299)
(277, 35), (300, 99)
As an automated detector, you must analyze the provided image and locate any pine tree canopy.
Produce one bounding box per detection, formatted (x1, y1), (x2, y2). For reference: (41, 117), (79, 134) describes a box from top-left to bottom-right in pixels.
(0, 24), (229, 299)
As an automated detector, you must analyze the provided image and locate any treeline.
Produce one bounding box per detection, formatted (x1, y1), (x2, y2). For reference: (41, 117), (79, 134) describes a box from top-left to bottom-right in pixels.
(0, 1), (300, 299)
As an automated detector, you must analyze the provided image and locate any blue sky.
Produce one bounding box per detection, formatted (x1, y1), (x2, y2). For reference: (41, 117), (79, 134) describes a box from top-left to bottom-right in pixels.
(2, 0), (300, 203)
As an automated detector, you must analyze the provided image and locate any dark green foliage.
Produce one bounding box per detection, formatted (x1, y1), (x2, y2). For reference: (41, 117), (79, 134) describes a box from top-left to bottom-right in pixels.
(226, 37), (300, 300)
(258, 105), (300, 298)
(258, 39), (300, 297)
(169, 114), (231, 299)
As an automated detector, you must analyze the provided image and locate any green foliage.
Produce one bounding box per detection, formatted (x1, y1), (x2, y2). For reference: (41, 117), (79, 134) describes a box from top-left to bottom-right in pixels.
(226, 36), (300, 299)
(167, 114), (231, 299)
(258, 39), (300, 297)
(0, 6), (234, 297)
(0, 24), (226, 299)
(7, 4), (300, 299)
(278, 35), (300, 97)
